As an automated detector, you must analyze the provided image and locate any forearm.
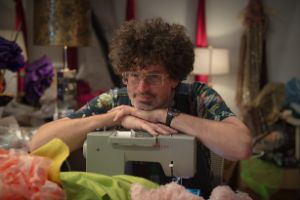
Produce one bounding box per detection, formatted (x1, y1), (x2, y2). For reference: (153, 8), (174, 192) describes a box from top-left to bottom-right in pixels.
(169, 114), (252, 161)
(29, 112), (118, 152)
(105, 106), (252, 160)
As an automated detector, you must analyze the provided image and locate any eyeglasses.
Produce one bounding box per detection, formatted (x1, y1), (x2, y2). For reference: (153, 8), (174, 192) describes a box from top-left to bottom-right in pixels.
(122, 72), (168, 86)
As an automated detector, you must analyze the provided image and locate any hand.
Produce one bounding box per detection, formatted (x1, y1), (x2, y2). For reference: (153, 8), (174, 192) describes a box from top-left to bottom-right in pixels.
(120, 115), (177, 136)
(110, 105), (166, 124)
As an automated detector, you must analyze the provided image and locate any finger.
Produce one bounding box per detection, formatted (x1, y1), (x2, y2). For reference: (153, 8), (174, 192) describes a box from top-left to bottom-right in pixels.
(116, 106), (135, 114)
(156, 127), (177, 135)
(140, 122), (159, 136)
(155, 123), (178, 134)
(143, 123), (176, 136)
(113, 109), (128, 121)
(112, 106), (135, 121)
(108, 105), (125, 112)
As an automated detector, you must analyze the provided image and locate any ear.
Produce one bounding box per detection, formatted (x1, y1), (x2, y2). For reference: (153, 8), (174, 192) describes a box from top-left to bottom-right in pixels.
(170, 79), (180, 89)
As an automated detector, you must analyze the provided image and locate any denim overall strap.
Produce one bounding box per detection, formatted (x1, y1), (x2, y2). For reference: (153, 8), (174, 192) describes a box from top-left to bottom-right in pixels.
(116, 87), (131, 106)
(115, 84), (211, 198)
(174, 83), (212, 198)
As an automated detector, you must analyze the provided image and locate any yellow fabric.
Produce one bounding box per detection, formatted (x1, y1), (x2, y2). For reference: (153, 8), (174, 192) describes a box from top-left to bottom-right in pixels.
(31, 138), (70, 183)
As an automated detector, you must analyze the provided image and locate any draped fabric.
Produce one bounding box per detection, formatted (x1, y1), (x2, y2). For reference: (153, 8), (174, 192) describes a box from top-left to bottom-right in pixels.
(77, 0), (119, 95)
(90, 10), (122, 87)
(76, 0), (140, 106)
(195, 0), (208, 83)
(15, 0), (28, 97)
(89, 0), (122, 87)
(195, 0), (207, 47)
(236, 0), (269, 115)
(74, 0), (122, 108)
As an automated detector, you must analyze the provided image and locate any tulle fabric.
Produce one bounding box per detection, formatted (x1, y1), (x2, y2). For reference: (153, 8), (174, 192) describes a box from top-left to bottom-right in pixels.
(0, 148), (66, 200)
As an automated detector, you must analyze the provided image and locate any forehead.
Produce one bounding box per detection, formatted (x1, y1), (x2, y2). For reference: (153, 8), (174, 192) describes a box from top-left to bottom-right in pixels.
(133, 64), (167, 73)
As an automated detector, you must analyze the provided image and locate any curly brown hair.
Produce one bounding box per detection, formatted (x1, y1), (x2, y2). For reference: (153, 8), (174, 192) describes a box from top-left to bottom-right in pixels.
(109, 18), (194, 80)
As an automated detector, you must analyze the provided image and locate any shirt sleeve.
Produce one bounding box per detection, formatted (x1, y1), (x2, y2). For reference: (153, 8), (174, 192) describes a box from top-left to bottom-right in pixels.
(193, 83), (235, 121)
(67, 92), (113, 119)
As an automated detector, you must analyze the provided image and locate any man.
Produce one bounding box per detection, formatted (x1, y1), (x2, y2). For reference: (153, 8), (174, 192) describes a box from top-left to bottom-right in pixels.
(30, 18), (252, 197)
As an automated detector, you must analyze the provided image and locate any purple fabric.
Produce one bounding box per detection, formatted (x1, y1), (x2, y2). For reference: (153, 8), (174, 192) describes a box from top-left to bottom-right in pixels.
(24, 55), (54, 104)
(0, 36), (25, 72)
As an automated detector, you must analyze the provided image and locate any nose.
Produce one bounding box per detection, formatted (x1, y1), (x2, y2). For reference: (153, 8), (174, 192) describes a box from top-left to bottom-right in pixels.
(136, 79), (151, 92)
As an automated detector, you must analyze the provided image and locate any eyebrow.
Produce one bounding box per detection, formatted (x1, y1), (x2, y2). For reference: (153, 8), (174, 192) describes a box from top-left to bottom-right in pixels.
(136, 70), (165, 74)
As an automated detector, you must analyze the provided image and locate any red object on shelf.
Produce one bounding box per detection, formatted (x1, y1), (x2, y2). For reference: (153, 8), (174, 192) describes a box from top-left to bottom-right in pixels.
(126, 0), (135, 20)
(195, 0), (208, 83)
(195, 75), (208, 83)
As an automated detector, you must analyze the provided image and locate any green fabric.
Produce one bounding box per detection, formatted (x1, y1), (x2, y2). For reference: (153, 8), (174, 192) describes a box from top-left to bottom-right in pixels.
(60, 172), (159, 200)
(241, 159), (283, 200)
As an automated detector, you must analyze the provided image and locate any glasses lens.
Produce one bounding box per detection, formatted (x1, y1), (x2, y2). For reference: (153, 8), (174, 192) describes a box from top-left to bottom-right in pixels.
(127, 72), (140, 85)
(145, 74), (163, 85)
(123, 72), (165, 86)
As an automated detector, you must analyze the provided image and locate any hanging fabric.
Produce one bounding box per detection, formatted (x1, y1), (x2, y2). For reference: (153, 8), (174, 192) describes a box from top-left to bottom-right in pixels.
(195, 0), (208, 83)
(236, 0), (269, 115)
(76, 0), (121, 106)
(195, 0), (207, 47)
(91, 11), (122, 87)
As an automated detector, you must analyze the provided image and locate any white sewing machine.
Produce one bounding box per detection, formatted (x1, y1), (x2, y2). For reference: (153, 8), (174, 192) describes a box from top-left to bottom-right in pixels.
(84, 130), (197, 178)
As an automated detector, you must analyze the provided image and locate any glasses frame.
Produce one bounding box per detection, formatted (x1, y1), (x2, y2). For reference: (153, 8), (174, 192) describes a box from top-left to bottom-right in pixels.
(122, 72), (169, 87)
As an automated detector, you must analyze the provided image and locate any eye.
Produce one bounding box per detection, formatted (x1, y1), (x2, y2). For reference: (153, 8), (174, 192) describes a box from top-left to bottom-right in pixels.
(147, 74), (162, 83)
(129, 73), (139, 79)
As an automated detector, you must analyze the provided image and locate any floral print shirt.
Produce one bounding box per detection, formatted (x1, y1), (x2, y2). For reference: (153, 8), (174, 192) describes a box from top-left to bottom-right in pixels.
(68, 82), (234, 121)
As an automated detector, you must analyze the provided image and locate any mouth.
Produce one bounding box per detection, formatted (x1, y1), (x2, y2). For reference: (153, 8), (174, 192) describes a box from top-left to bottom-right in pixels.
(134, 92), (154, 99)
(133, 93), (155, 105)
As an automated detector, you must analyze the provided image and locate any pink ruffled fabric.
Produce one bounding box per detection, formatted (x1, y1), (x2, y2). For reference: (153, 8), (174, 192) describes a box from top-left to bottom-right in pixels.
(209, 185), (253, 200)
(0, 148), (65, 200)
(131, 182), (205, 200)
(130, 182), (253, 200)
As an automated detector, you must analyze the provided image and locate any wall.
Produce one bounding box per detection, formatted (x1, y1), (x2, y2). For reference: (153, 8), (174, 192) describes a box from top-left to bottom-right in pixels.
(203, 0), (247, 115)
(1, 0), (299, 116)
(265, 0), (300, 82)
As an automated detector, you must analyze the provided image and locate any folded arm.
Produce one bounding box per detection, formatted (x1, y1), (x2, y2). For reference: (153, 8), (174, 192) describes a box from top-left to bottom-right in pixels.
(169, 113), (252, 161)
(29, 111), (118, 152)
(29, 110), (176, 152)
(111, 105), (252, 161)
